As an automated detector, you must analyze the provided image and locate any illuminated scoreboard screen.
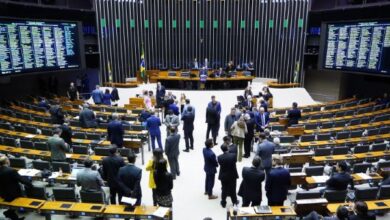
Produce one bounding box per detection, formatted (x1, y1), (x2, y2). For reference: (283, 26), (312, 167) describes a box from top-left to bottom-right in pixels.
(0, 18), (83, 76)
(321, 21), (390, 75)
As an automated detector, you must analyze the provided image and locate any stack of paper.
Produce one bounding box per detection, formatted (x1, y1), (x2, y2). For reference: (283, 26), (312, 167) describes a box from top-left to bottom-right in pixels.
(48, 172), (59, 179)
(239, 207), (256, 215)
(356, 173), (371, 180)
(153, 207), (170, 218)
(312, 176), (330, 183)
(18, 169), (41, 177)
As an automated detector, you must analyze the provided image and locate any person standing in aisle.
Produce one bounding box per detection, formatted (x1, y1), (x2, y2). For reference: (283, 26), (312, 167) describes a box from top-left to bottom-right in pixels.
(165, 127), (181, 179)
(217, 145), (239, 208)
(203, 139), (219, 200)
(181, 106), (195, 152)
(206, 96), (221, 145)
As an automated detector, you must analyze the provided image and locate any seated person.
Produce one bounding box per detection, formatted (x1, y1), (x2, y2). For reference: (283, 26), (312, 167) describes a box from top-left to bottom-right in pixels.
(325, 161), (354, 191)
(287, 102), (301, 126)
(303, 205), (349, 220)
(76, 159), (105, 192)
(349, 201), (376, 220)
(38, 97), (50, 110)
(245, 61), (255, 71)
(79, 104), (98, 128)
(225, 60), (235, 72)
(214, 68), (224, 77)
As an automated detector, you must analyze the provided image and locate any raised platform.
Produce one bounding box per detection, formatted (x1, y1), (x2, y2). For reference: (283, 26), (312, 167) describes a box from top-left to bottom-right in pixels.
(267, 81), (300, 88)
(104, 82), (138, 88)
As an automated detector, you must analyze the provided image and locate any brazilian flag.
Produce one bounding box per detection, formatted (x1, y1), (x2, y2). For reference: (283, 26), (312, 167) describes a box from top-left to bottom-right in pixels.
(140, 44), (147, 84)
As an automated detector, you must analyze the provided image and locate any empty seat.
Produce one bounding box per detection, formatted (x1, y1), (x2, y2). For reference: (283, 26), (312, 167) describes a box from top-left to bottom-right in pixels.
(79, 191), (106, 204)
(20, 140), (34, 149)
(367, 128), (379, 136)
(360, 117), (371, 124)
(73, 132), (86, 139)
(279, 136), (295, 144)
(34, 142), (48, 151)
(72, 145), (89, 154)
(334, 120), (347, 128)
(354, 187), (379, 201)
(317, 133), (332, 141)
(288, 167), (302, 173)
(9, 158), (27, 168)
(314, 148), (332, 156)
(270, 125), (285, 132)
(25, 126), (37, 134)
(378, 161), (390, 170)
(305, 124), (318, 130)
(350, 130), (362, 138)
(378, 185), (390, 199)
(321, 113), (333, 119)
(3, 137), (16, 146)
(86, 133), (101, 140)
(321, 122), (334, 129)
(305, 166), (324, 176)
(94, 147), (111, 156)
(372, 143), (387, 152)
(52, 162), (71, 173)
(26, 186), (49, 200)
(332, 146), (349, 155)
(52, 187), (78, 202)
(379, 126), (390, 134)
(350, 119), (361, 126)
(118, 148), (131, 157)
(310, 115), (321, 120)
(296, 191), (321, 200)
(32, 160), (51, 171)
(300, 135), (315, 142)
(323, 190), (347, 203)
(41, 128), (53, 136)
(14, 125), (25, 132)
(344, 110), (355, 116)
(336, 131), (350, 140)
(353, 145), (370, 154)
(352, 163), (372, 173)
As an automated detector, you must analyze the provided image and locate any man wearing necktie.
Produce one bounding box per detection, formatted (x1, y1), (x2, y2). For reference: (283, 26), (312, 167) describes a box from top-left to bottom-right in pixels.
(255, 107), (269, 132)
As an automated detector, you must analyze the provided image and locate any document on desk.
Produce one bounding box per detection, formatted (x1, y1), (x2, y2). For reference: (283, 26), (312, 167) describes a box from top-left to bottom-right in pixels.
(25, 134), (36, 138)
(18, 169), (41, 177)
(239, 207), (256, 215)
(356, 173), (371, 180)
(312, 176), (330, 183)
(153, 207), (170, 218)
(48, 172), (59, 179)
(121, 196), (137, 206)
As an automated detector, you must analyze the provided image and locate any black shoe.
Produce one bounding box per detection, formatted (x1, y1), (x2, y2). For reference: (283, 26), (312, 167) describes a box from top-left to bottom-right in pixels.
(243, 155), (250, 158)
(190, 147), (194, 150)
(220, 201), (226, 208)
(177, 172), (180, 176)
(214, 143), (218, 146)
(183, 149), (190, 152)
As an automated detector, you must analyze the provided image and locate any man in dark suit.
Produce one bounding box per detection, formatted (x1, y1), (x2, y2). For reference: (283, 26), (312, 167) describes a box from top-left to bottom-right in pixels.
(0, 156), (33, 220)
(256, 133), (275, 174)
(181, 106), (195, 152)
(117, 152), (142, 206)
(206, 96), (221, 145)
(255, 107), (270, 132)
(165, 127), (181, 179)
(349, 201), (376, 220)
(156, 82), (166, 108)
(79, 104), (97, 128)
(203, 139), (218, 200)
(49, 102), (64, 125)
(217, 145), (239, 208)
(102, 147), (125, 204)
(107, 113), (124, 148)
(243, 114), (255, 158)
(242, 95), (253, 110)
(287, 102), (302, 126)
(238, 156), (265, 206)
(221, 136), (237, 156)
(325, 161), (354, 191)
(266, 155), (291, 206)
(146, 111), (163, 150)
(59, 119), (72, 148)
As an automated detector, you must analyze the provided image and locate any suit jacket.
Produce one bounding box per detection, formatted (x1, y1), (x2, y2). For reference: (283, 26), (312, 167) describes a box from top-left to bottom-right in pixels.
(59, 124), (72, 147)
(49, 105), (64, 124)
(111, 88), (120, 101)
(349, 213), (376, 220)
(164, 114), (180, 129)
(256, 140), (275, 169)
(260, 102), (268, 112)
(0, 166), (33, 202)
(206, 103), (221, 125)
(181, 111), (195, 132)
(91, 89), (104, 104)
(287, 108), (302, 126)
(156, 85), (166, 99)
(146, 115), (161, 136)
(224, 114), (237, 134)
(326, 172), (354, 191)
(107, 120), (124, 147)
(255, 112), (270, 129)
(245, 118), (255, 139)
(238, 166), (265, 202)
(102, 154), (125, 188)
(228, 143), (238, 155)
(203, 148), (218, 174)
(242, 99), (253, 109)
(79, 108), (97, 128)
(76, 168), (104, 192)
(168, 104), (180, 115)
(165, 133), (181, 158)
(118, 164), (142, 197)
(266, 167), (291, 204)
(48, 135), (69, 161)
(217, 152), (238, 181)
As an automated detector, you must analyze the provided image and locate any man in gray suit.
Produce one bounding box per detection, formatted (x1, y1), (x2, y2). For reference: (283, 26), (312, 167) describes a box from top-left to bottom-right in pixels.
(164, 110), (180, 135)
(256, 133), (275, 175)
(165, 127), (181, 179)
(48, 128), (69, 162)
(77, 159), (105, 192)
(79, 104), (97, 128)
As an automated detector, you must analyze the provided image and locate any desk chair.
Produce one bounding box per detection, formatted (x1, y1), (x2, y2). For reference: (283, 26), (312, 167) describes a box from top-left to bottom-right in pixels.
(279, 136), (295, 144)
(300, 135), (315, 142)
(310, 114), (321, 120)
(0, 123), (12, 130)
(349, 119), (361, 126)
(34, 142), (48, 151)
(344, 102), (357, 108)
(379, 126), (390, 134)
(321, 122), (334, 129)
(354, 187), (379, 201)
(288, 167), (302, 173)
(305, 123), (318, 130)
(3, 137), (16, 147)
(317, 133), (332, 141)
(350, 130), (363, 138)
(274, 148), (289, 154)
(52, 162), (72, 173)
(32, 160), (51, 171)
(26, 186), (50, 200)
(321, 113), (333, 119)
(367, 128), (380, 136)
(352, 163), (372, 173)
(98, 122), (108, 129)
(73, 145), (89, 154)
(332, 146), (349, 155)
(353, 145), (370, 154)
(20, 140), (34, 150)
(275, 109), (287, 115)
(80, 191), (106, 204)
(70, 120), (81, 127)
(132, 125), (145, 131)
(94, 147), (111, 156)
(323, 190), (347, 202)
(14, 125), (25, 132)
(116, 108), (127, 114)
(314, 148), (332, 156)
(25, 126), (37, 134)
(377, 161), (390, 170)
(302, 108), (311, 113)
(119, 148), (131, 157)
(73, 132), (86, 139)
(305, 166), (324, 176)
(312, 106), (321, 111)
(360, 117), (371, 124)
(334, 120), (347, 128)
(296, 191), (321, 200)
(86, 133), (101, 140)
(41, 128), (53, 136)
(378, 185), (390, 199)
(372, 143), (387, 152)
(9, 158), (27, 169)
(53, 187), (78, 202)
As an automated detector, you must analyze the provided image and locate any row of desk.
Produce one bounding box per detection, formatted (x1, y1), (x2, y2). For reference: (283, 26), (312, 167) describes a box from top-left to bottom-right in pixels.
(298, 133), (390, 148)
(304, 120), (390, 134)
(0, 197), (172, 220)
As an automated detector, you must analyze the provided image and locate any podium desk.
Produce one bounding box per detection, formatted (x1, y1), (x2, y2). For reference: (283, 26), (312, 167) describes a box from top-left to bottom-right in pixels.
(104, 205), (172, 219)
(226, 206), (296, 220)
